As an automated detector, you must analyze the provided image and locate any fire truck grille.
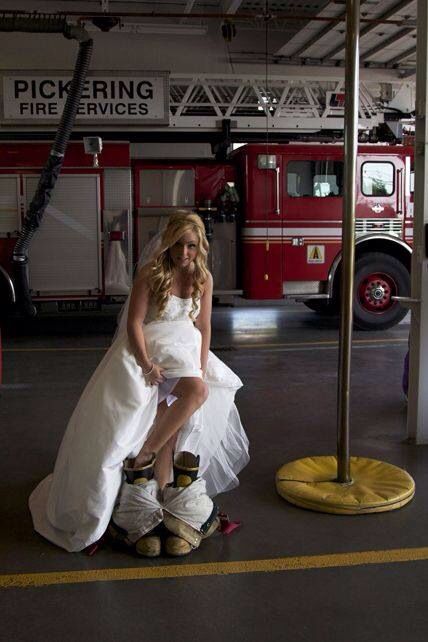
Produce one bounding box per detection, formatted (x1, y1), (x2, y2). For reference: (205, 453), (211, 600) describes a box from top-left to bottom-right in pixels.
(355, 219), (403, 237)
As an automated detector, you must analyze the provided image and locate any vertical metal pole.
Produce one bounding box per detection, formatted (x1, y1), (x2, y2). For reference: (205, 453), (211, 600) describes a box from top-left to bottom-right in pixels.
(337, 0), (360, 482)
(407, 0), (428, 444)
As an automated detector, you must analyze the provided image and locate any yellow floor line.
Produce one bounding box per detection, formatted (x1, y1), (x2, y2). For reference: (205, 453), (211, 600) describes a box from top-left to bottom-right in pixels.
(2, 547), (428, 589)
(2, 338), (407, 353)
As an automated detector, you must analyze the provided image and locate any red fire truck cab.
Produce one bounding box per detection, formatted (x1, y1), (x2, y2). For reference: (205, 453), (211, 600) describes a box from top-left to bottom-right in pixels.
(237, 143), (413, 330)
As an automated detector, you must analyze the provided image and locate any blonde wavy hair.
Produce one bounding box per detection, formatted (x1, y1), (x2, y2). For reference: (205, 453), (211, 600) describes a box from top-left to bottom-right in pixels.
(145, 210), (210, 320)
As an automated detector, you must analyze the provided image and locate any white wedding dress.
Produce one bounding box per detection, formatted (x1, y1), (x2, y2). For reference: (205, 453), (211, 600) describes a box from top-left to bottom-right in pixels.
(29, 294), (249, 552)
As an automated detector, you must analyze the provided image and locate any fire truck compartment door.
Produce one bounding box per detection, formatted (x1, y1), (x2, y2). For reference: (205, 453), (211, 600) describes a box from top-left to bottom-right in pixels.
(0, 175), (20, 236)
(136, 168), (195, 255)
(24, 174), (101, 294)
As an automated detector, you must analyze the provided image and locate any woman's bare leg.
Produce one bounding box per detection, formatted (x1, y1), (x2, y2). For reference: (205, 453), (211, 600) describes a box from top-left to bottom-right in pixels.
(134, 377), (207, 467)
(131, 400), (168, 468)
(155, 432), (178, 490)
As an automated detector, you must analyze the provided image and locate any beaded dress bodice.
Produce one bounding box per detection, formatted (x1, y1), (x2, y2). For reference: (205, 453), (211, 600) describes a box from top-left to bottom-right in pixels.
(144, 294), (200, 324)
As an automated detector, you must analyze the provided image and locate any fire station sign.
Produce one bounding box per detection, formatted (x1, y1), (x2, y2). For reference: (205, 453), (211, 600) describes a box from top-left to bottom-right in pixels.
(0, 71), (169, 126)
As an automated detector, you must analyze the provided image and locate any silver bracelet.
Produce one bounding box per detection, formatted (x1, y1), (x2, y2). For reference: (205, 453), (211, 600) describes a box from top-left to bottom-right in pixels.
(143, 363), (154, 376)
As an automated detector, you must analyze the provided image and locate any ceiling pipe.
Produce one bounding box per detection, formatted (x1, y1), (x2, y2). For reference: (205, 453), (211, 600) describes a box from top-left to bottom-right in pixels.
(0, 9), (411, 28)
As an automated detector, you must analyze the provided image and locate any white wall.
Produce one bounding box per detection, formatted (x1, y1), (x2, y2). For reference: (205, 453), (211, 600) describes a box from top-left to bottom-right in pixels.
(131, 142), (213, 159)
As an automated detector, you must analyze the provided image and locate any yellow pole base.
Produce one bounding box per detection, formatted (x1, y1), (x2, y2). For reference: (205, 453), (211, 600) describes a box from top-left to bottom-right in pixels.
(276, 456), (415, 514)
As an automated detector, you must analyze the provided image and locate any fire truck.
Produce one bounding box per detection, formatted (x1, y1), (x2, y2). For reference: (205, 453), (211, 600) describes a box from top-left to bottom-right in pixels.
(0, 141), (414, 330)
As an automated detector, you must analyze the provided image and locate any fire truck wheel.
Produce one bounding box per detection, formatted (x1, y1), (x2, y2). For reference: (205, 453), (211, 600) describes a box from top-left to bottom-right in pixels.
(353, 252), (410, 331)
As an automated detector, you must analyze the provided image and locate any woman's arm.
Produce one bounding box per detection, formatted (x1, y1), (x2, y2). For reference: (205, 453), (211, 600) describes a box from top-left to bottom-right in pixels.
(127, 270), (164, 384)
(195, 272), (213, 376)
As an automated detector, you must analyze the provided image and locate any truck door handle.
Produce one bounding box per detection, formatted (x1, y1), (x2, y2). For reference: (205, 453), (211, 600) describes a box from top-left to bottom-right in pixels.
(275, 167), (280, 216)
(396, 168), (403, 215)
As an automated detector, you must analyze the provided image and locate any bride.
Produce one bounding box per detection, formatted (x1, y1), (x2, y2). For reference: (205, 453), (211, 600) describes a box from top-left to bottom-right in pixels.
(29, 210), (249, 554)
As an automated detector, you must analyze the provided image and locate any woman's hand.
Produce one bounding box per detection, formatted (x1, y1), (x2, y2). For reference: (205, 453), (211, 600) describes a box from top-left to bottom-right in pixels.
(143, 362), (165, 386)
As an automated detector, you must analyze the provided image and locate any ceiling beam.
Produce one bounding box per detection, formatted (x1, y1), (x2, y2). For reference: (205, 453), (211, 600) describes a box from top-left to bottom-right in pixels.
(386, 45), (417, 67)
(399, 68), (416, 78)
(321, 0), (415, 62)
(277, 0), (381, 59)
(287, 8), (346, 58)
(361, 27), (415, 61)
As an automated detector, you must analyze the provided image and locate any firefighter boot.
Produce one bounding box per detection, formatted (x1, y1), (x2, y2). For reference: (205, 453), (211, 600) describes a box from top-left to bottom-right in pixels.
(111, 454), (163, 557)
(123, 455), (156, 485)
(163, 451), (219, 557)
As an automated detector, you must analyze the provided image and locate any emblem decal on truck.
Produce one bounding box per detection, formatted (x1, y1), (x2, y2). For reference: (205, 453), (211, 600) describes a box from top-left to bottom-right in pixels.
(307, 245), (325, 264)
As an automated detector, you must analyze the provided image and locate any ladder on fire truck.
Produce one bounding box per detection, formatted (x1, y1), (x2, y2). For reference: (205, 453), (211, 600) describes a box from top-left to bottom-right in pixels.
(168, 74), (414, 133)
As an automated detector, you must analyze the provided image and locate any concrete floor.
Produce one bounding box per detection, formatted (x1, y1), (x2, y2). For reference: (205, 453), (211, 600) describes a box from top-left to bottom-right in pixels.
(1, 303), (428, 642)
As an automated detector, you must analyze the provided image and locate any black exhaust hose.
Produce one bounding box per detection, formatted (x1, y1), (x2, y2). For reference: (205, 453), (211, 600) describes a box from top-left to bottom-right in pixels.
(11, 34), (93, 316)
(0, 15), (89, 40)
(0, 15), (68, 34)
